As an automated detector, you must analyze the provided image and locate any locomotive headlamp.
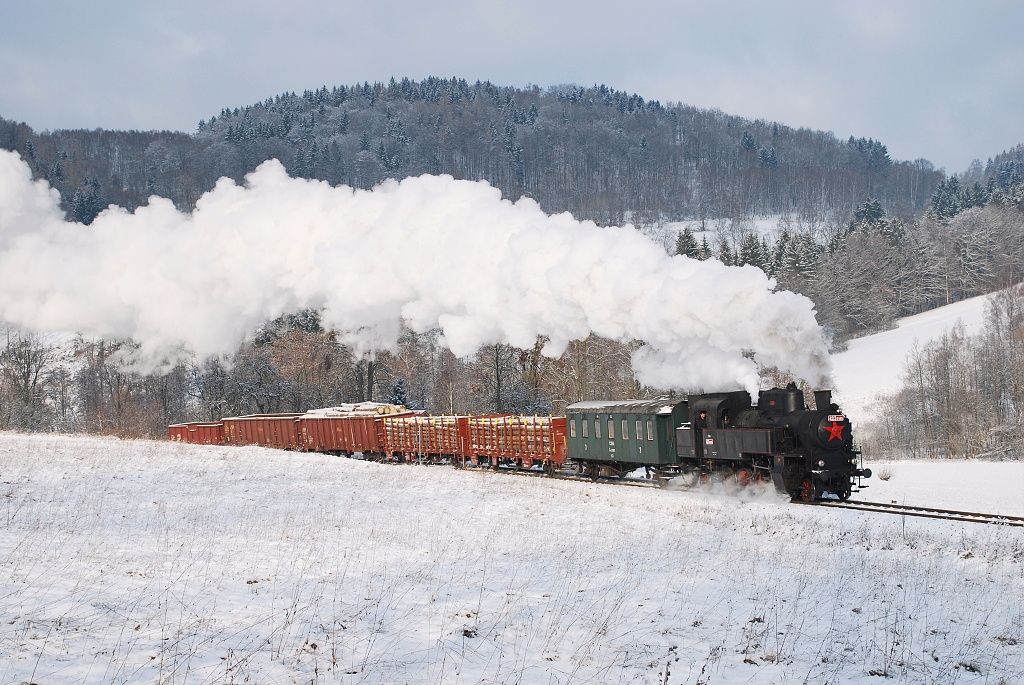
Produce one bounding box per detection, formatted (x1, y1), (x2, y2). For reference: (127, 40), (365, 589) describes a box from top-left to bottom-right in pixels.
(817, 460), (825, 467)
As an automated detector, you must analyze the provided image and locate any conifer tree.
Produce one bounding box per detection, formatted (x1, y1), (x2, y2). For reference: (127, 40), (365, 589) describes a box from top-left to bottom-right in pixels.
(716, 236), (735, 265)
(697, 236), (713, 260)
(738, 233), (767, 269)
(387, 378), (410, 407)
(674, 227), (700, 258)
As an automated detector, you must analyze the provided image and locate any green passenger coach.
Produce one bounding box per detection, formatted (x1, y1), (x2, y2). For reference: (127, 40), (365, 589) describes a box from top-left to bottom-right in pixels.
(565, 398), (689, 474)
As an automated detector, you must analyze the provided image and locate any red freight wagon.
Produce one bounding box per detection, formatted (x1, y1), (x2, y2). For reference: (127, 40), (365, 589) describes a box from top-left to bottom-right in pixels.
(222, 414), (302, 450)
(168, 423), (189, 442)
(299, 404), (413, 455)
(168, 422), (225, 445)
(467, 416), (567, 469)
(300, 414), (417, 454)
(301, 414), (381, 454)
(382, 415), (469, 460)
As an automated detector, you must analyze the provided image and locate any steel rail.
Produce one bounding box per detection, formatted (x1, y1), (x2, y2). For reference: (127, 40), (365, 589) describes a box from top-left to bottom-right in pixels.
(808, 499), (1024, 527)
(355, 455), (1022, 525)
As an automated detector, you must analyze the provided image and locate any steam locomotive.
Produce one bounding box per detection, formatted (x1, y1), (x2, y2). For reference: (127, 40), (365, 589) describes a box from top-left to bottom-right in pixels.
(566, 383), (871, 501)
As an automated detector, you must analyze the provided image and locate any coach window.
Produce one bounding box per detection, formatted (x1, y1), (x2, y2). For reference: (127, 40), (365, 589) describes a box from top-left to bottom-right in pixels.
(621, 419), (629, 439)
(635, 420), (642, 441)
(595, 418), (601, 439)
(607, 418), (615, 438)
(646, 419), (654, 441)
(570, 420), (577, 438)
(582, 419), (589, 438)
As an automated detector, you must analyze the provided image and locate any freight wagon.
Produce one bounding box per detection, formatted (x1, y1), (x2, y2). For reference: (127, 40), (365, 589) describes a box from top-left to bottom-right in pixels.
(222, 414), (303, 450)
(167, 422), (225, 445)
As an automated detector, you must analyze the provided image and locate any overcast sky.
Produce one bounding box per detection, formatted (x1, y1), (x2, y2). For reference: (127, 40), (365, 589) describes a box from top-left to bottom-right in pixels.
(1, 0), (1021, 171)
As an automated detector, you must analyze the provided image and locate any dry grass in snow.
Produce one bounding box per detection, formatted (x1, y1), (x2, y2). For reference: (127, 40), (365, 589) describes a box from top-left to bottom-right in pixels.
(1, 432), (1022, 684)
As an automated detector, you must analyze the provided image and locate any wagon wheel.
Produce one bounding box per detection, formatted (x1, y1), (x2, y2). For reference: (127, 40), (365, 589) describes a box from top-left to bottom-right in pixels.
(836, 487), (851, 501)
(653, 469), (676, 489)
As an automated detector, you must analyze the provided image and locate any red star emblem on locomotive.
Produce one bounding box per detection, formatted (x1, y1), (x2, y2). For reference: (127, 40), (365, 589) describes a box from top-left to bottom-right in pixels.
(824, 421), (845, 442)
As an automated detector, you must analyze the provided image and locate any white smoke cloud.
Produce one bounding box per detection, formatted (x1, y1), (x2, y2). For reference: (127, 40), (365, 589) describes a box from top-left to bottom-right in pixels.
(0, 151), (831, 393)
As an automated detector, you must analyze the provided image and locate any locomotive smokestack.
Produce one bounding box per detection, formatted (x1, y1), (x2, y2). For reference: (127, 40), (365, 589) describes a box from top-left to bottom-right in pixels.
(814, 390), (832, 411)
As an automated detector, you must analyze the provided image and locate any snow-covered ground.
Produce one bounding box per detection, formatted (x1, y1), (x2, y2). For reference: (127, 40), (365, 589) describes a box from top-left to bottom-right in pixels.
(865, 460), (1024, 516)
(2, 433), (1022, 684)
(660, 216), (790, 242)
(640, 215), (803, 254)
(832, 292), (992, 426)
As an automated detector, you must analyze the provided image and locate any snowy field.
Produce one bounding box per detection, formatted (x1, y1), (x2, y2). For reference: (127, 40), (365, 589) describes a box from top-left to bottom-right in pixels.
(832, 292), (991, 426)
(2, 433), (1022, 684)
(643, 216), (792, 254)
(865, 460), (1024, 517)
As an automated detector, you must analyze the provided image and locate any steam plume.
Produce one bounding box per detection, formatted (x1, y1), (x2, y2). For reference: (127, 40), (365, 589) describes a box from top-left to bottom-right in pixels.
(0, 151), (830, 393)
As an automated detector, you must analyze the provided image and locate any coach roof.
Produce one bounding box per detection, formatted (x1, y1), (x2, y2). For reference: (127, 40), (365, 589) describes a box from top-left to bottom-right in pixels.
(566, 398), (685, 415)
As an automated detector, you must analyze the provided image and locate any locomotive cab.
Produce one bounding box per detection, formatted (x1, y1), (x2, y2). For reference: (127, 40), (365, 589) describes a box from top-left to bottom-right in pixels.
(677, 390), (755, 461)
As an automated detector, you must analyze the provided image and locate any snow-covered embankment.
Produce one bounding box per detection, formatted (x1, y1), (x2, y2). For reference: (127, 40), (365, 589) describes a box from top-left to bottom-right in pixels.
(1, 433), (1022, 683)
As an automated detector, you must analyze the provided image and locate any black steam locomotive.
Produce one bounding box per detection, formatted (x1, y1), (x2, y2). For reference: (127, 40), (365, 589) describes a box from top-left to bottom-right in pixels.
(566, 383), (870, 501)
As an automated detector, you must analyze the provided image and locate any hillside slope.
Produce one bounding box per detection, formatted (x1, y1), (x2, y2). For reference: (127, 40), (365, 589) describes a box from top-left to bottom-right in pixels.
(1, 432), (1021, 684)
(832, 291), (992, 425)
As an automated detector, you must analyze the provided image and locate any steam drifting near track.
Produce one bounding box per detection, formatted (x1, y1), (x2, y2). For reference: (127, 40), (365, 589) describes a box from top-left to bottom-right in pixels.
(0, 150), (830, 392)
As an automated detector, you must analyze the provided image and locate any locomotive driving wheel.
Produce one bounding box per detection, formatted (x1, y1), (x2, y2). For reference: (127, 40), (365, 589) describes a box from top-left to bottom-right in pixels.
(799, 478), (816, 503)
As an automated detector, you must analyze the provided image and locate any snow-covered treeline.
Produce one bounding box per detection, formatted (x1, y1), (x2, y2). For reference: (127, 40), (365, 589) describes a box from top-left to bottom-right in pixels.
(1, 77), (942, 227)
(0, 324), (658, 437)
(676, 193), (1024, 342)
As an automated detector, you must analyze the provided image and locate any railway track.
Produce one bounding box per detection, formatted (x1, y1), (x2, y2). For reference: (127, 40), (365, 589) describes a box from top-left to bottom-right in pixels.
(810, 498), (1024, 527)
(389, 458), (1023, 526)
(496, 469), (1024, 525)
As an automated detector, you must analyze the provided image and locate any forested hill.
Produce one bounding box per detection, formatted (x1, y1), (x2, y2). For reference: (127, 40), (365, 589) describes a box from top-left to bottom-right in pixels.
(2, 77), (943, 226)
(962, 143), (1024, 187)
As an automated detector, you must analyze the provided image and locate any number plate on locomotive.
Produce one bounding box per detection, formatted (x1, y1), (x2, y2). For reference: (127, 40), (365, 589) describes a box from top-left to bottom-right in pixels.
(827, 414), (845, 422)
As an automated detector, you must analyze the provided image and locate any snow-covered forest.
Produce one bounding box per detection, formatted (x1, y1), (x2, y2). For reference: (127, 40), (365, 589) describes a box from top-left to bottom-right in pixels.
(2, 78), (945, 225)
